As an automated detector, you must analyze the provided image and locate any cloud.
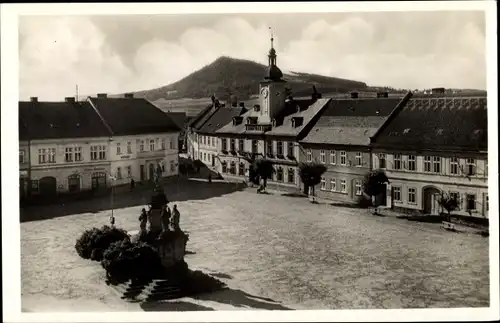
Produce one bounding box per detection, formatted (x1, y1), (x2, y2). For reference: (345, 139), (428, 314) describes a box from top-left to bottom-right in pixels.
(19, 13), (486, 100)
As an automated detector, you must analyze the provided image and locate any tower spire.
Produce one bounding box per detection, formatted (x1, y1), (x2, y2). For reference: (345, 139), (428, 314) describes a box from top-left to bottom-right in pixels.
(268, 26), (277, 66)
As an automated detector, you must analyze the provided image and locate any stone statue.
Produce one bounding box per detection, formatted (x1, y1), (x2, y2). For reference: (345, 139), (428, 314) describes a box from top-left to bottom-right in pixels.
(172, 204), (180, 231)
(139, 208), (147, 232)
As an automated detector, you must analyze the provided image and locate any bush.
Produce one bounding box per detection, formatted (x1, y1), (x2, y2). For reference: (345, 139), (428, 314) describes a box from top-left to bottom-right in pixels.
(101, 239), (163, 283)
(75, 225), (130, 261)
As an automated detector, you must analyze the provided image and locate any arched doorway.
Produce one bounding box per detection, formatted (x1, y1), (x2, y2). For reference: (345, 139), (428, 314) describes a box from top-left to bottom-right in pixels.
(68, 174), (81, 193)
(423, 186), (441, 215)
(91, 172), (107, 191)
(148, 163), (155, 181)
(39, 176), (57, 197)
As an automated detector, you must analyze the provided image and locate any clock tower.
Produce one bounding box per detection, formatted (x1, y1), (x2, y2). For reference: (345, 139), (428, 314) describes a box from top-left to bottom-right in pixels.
(259, 33), (286, 124)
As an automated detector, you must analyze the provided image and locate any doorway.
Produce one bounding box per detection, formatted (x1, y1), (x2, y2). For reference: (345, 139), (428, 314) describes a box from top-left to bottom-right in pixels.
(148, 163), (155, 181)
(423, 186), (441, 215)
(91, 172), (107, 191)
(140, 165), (145, 181)
(68, 174), (81, 193)
(39, 176), (57, 197)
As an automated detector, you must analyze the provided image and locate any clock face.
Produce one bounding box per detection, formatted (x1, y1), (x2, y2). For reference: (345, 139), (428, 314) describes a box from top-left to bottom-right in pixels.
(261, 87), (269, 99)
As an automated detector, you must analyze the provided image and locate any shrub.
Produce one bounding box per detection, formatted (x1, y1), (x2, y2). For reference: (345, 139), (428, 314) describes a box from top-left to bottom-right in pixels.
(75, 225), (130, 261)
(101, 239), (164, 282)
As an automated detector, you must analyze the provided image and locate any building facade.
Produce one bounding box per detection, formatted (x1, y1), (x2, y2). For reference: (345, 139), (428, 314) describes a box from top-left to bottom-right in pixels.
(299, 93), (410, 202)
(371, 94), (488, 218)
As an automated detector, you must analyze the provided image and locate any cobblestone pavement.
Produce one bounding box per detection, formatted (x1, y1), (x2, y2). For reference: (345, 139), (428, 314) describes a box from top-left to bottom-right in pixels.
(21, 188), (489, 311)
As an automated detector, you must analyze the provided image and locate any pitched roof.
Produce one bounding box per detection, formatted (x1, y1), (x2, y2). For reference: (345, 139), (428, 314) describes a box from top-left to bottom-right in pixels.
(198, 106), (246, 134)
(18, 100), (112, 140)
(88, 97), (181, 136)
(216, 98), (330, 138)
(165, 112), (187, 129)
(188, 104), (217, 129)
(300, 97), (403, 146)
(19, 116), (30, 141)
(371, 96), (487, 152)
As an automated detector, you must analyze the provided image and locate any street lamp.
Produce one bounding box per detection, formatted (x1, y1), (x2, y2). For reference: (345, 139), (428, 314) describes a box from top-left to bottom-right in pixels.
(108, 173), (116, 227)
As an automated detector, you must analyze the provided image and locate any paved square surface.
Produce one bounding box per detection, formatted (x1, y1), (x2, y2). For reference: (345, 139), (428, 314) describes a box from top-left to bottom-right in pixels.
(21, 182), (489, 311)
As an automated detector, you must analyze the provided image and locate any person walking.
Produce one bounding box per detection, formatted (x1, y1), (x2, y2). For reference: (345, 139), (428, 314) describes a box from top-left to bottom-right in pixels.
(172, 204), (180, 231)
(130, 178), (135, 191)
(109, 214), (115, 228)
(208, 173), (212, 184)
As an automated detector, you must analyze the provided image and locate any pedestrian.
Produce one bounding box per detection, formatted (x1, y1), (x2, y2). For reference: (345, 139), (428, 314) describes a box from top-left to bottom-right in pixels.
(208, 173), (212, 183)
(109, 214), (115, 227)
(172, 204), (180, 231)
(139, 208), (147, 232)
(130, 178), (135, 191)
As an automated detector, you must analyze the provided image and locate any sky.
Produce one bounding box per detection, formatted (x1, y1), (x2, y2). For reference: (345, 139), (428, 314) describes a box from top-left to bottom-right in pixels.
(19, 11), (487, 100)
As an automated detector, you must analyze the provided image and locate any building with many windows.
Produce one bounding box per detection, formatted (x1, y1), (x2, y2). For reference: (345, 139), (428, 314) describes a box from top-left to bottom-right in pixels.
(19, 119), (30, 201)
(88, 93), (181, 186)
(299, 92), (411, 202)
(19, 97), (112, 198)
(370, 93), (488, 218)
(215, 37), (331, 190)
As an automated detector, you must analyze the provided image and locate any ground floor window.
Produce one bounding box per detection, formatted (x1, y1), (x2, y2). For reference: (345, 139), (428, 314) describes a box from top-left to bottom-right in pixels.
(288, 168), (295, 183)
(230, 161), (236, 175)
(222, 162), (227, 173)
(450, 192), (460, 210)
(239, 162), (245, 176)
(466, 194), (476, 211)
(408, 187), (416, 204)
(170, 160), (175, 172)
(68, 174), (80, 193)
(340, 180), (347, 193)
(91, 172), (107, 190)
(320, 177), (326, 190)
(116, 167), (122, 179)
(393, 186), (402, 202)
(355, 180), (362, 196)
(31, 179), (39, 193)
(277, 167), (283, 182)
(330, 179), (336, 192)
(127, 166), (132, 177)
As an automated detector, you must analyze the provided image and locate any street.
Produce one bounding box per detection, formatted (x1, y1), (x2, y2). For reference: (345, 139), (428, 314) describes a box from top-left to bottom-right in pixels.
(21, 181), (489, 311)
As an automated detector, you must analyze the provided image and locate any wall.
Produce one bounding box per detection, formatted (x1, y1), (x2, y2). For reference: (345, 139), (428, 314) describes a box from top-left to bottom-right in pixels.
(197, 134), (219, 167)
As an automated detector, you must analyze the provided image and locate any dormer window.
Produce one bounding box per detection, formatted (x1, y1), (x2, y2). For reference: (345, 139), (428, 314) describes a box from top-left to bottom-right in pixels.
(246, 116), (258, 125)
(233, 116), (243, 126)
(292, 117), (304, 128)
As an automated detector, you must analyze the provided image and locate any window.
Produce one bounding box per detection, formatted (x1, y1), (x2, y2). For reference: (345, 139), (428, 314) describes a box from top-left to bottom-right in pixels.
(90, 146), (98, 161)
(65, 147), (73, 162)
(222, 162), (227, 173)
(207, 137), (211, 146)
(288, 168), (295, 183)
(466, 158), (476, 176)
(116, 167), (122, 180)
(340, 151), (347, 165)
(330, 150), (336, 165)
(321, 177), (326, 190)
(230, 139), (236, 151)
(127, 166), (132, 177)
(170, 139), (174, 150)
(149, 139), (155, 151)
(379, 153), (386, 169)
(203, 136), (206, 145)
(287, 142), (294, 157)
(31, 179), (39, 193)
(355, 180), (362, 196)
(277, 167), (283, 181)
(161, 139), (165, 150)
(433, 156), (441, 173)
(424, 156), (432, 172)
(127, 141), (132, 153)
(46, 148), (56, 163)
(73, 147), (81, 162)
(170, 160), (175, 172)
(393, 186), (402, 202)
(139, 140), (145, 152)
(486, 195), (489, 211)
(277, 141), (283, 156)
(394, 154), (402, 170)
(340, 180), (347, 193)
(239, 139), (244, 152)
(252, 140), (258, 154)
(267, 141), (273, 155)
(98, 145), (106, 160)
(203, 153), (206, 161)
(466, 194), (476, 211)
(38, 149), (47, 164)
(408, 155), (416, 171)
(355, 152), (362, 167)
(239, 162), (245, 176)
(450, 192), (460, 210)
(320, 150), (326, 163)
(450, 157), (459, 175)
(307, 149), (312, 162)
(330, 179), (336, 191)
(230, 161), (236, 175)
(115, 143), (121, 155)
(222, 138), (228, 151)
(19, 150), (25, 163)
(408, 187), (416, 204)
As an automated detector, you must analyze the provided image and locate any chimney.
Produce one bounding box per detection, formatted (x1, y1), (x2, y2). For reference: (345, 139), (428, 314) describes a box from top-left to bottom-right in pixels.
(97, 93), (107, 98)
(65, 97), (76, 103)
(30, 97), (38, 102)
(350, 92), (359, 99)
(376, 92), (389, 98)
(124, 93), (134, 99)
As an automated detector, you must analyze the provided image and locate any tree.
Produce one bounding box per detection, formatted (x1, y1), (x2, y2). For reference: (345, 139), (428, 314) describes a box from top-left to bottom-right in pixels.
(250, 158), (275, 192)
(437, 192), (460, 222)
(75, 225), (130, 261)
(362, 169), (389, 213)
(298, 162), (327, 202)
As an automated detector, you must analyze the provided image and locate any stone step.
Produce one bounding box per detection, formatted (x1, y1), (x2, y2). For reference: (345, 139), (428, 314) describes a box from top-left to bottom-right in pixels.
(146, 289), (186, 302)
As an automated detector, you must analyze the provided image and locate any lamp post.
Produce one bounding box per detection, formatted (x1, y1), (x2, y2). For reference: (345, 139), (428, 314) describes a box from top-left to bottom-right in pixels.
(109, 174), (116, 226)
